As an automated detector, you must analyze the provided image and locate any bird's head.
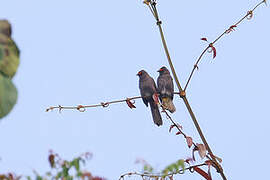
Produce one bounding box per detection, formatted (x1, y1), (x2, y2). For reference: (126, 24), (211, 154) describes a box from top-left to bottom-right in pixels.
(137, 70), (148, 78)
(157, 66), (169, 74)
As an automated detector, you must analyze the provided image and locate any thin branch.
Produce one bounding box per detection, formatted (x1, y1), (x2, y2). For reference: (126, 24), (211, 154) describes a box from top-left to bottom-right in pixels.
(46, 96), (142, 112)
(161, 106), (219, 170)
(184, 0), (266, 91)
(119, 163), (206, 180)
(148, 1), (227, 179)
(46, 93), (181, 112)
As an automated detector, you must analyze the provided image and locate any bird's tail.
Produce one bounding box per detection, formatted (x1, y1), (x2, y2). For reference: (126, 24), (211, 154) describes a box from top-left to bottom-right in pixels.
(149, 101), (163, 126)
(162, 97), (176, 113)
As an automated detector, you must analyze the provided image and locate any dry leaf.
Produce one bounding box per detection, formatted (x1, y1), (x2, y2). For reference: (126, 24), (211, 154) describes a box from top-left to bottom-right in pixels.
(196, 143), (207, 159)
(186, 137), (193, 148)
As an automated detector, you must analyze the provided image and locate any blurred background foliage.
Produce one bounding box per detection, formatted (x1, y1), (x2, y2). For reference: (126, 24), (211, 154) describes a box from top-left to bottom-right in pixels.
(0, 20), (19, 119)
(0, 151), (105, 180)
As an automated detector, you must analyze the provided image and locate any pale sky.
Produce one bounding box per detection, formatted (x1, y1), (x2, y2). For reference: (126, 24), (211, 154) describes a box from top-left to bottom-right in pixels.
(0, 0), (269, 179)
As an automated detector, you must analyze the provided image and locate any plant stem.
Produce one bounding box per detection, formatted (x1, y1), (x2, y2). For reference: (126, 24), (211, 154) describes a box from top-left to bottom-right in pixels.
(152, 3), (227, 180)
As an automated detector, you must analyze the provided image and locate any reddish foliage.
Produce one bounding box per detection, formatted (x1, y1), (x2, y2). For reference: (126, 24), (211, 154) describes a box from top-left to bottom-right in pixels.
(226, 25), (237, 34)
(82, 171), (92, 179)
(126, 99), (136, 109)
(92, 177), (105, 180)
(193, 166), (212, 180)
(196, 143), (207, 159)
(209, 44), (217, 59)
(48, 154), (55, 168)
(186, 136), (193, 148)
(169, 125), (175, 132)
(201, 38), (208, 42)
(205, 160), (212, 179)
(175, 131), (182, 135)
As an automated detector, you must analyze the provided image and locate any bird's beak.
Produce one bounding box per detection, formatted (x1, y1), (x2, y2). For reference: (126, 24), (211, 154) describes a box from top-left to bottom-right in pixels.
(157, 68), (162, 72)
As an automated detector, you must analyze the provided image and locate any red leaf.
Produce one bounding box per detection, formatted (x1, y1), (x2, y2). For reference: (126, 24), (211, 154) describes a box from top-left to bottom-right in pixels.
(92, 177), (105, 180)
(205, 160), (212, 179)
(193, 166), (212, 180)
(226, 25), (237, 34)
(209, 44), (217, 59)
(82, 172), (92, 179)
(152, 93), (159, 105)
(201, 38), (208, 42)
(169, 125), (176, 133)
(48, 154), (55, 168)
(230, 25), (237, 30)
(126, 99), (136, 109)
(8, 173), (14, 180)
(196, 143), (207, 159)
(175, 131), (182, 135)
(186, 136), (193, 148)
(212, 46), (216, 59)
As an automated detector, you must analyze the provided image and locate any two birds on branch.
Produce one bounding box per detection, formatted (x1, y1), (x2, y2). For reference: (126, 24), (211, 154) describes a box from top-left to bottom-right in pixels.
(137, 66), (176, 127)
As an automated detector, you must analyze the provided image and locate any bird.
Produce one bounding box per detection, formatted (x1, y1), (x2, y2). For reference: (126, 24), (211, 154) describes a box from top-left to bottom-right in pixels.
(137, 70), (163, 126)
(157, 66), (176, 113)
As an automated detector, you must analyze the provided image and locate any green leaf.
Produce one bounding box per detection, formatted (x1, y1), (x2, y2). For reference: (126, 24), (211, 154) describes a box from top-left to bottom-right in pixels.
(72, 158), (80, 171)
(0, 34), (20, 78)
(177, 159), (185, 172)
(167, 164), (174, 172)
(36, 176), (43, 180)
(62, 166), (69, 177)
(56, 172), (63, 179)
(0, 74), (17, 118)
(76, 171), (83, 178)
(162, 159), (186, 175)
(143, 164), (153, 173)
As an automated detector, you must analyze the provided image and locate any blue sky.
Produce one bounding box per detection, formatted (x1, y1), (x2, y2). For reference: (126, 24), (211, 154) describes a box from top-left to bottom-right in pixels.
(0, 0), (269, 179)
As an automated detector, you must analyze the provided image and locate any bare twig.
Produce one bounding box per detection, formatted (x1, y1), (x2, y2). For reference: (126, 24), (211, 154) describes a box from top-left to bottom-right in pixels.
(119, 163), (206, 180)
(46, 96), (141, 112)
(46, 93), (181, 112)
(161, 106), (219, 171)
(184, 0), (267, 91)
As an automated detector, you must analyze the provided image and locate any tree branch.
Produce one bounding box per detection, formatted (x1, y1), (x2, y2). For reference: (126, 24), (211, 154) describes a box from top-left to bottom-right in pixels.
(119, 163), (206, 180)
(46, 93), (181, 112)
(184, 0), (267, 91)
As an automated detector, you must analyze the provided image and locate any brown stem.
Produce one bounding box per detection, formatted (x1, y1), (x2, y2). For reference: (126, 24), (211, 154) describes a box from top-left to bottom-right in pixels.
(151, 2), (227, 180)
(46, 93), (181, 112)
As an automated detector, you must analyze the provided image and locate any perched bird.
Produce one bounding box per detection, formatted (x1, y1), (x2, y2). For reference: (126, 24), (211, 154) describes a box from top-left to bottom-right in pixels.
(157, 66), (176, 113)
(137, 70), (163, 126)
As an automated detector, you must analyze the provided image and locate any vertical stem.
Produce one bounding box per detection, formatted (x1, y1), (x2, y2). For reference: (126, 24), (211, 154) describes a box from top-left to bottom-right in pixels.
(157, 24), (183, 92)
(153, 4), (227, 180)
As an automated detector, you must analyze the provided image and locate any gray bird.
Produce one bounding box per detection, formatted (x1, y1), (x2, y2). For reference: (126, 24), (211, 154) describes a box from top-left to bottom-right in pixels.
(157, 66), (176, 113)
(137, 70), (163, 126)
